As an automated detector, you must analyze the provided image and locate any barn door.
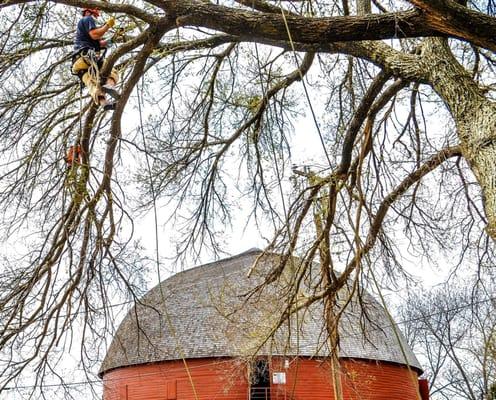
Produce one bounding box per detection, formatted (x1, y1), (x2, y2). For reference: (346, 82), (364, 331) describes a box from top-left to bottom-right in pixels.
(250, 359), (271, 400)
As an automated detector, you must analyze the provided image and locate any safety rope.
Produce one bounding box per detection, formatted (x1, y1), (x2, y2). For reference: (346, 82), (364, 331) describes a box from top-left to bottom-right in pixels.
(273, 4), (424, 400)
(84, 49), (103, 105)
(79, 80), (83, 137)
(252, 40), (289, 229)
(137, 77), (200, 400)
(66, 48), (99, 178)
(368, 264), (423, 400)
(277, 2), (332, 168)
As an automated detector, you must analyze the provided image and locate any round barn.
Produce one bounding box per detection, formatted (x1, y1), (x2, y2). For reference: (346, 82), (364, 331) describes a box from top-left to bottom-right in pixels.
(100, 249), (426, 400)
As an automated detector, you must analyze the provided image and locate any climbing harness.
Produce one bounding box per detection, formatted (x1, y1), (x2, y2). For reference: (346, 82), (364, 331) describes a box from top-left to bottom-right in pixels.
(71, 48), (105, 98)
(72, 46), (120, 108)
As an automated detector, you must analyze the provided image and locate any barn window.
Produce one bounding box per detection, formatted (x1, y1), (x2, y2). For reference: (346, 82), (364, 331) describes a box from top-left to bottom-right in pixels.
(250, 359), (271, 400)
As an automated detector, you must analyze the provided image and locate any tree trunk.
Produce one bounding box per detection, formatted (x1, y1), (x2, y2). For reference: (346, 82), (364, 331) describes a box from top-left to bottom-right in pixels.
(420, 38), (496, 238)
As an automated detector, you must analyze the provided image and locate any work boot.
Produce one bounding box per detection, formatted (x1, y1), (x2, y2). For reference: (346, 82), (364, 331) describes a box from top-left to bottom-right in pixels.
(101, 85), (120, 100)
(103, 102), (117, 111)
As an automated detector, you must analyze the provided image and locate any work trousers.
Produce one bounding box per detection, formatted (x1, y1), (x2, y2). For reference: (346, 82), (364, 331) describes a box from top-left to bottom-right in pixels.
(72, 53), (119, 105)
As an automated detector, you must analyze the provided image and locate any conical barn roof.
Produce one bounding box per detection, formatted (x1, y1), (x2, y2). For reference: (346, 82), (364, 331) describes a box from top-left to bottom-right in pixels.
(100, 249), (421, 376)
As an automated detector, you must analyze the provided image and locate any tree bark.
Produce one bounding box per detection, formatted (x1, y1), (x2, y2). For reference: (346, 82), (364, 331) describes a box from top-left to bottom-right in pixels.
(408, 0), (496, 51)
(418, 39), (496, 238)
(173, 5), (440, 43)
(167, 0), (496, 51)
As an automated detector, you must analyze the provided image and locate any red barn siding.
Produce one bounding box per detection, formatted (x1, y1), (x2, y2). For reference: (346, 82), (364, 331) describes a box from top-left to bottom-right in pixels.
(103, 357), (420, 400)
(103, 358), (248, 400)
(270, 358), (420, 400)
(341, 359), (421, 400)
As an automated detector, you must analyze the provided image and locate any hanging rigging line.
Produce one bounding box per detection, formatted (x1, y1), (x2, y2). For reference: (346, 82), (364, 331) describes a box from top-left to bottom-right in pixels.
(277, 1), (333, 167)
(136, 76), (200, 400)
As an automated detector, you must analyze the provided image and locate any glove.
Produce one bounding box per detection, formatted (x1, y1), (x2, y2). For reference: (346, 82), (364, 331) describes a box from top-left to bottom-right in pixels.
(106, 17), (115, 28)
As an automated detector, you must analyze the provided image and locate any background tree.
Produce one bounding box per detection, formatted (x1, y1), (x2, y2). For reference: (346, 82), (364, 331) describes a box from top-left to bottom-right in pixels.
(0, 0), (496, 397)
(401, 282), (496, 400)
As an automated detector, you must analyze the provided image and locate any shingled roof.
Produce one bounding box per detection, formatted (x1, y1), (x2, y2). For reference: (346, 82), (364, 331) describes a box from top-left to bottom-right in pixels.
(100, 249), (421, 375)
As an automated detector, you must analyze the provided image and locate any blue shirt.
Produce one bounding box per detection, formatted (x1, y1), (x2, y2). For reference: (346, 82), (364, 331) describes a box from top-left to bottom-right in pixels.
(74, 16), (101, 51)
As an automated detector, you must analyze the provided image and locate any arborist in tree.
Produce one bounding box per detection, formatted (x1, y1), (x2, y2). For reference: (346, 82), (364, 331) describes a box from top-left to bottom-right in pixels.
(71, 8), (120, 111)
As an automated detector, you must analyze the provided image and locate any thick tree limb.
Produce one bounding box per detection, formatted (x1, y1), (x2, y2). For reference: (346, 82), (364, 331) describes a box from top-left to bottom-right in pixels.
(3, 0), (496, 51)
(408, 0), (496, 52)
(338, 70), (392, 175)
(174, 5), (440, 43)
(169, 0), (496, 52)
